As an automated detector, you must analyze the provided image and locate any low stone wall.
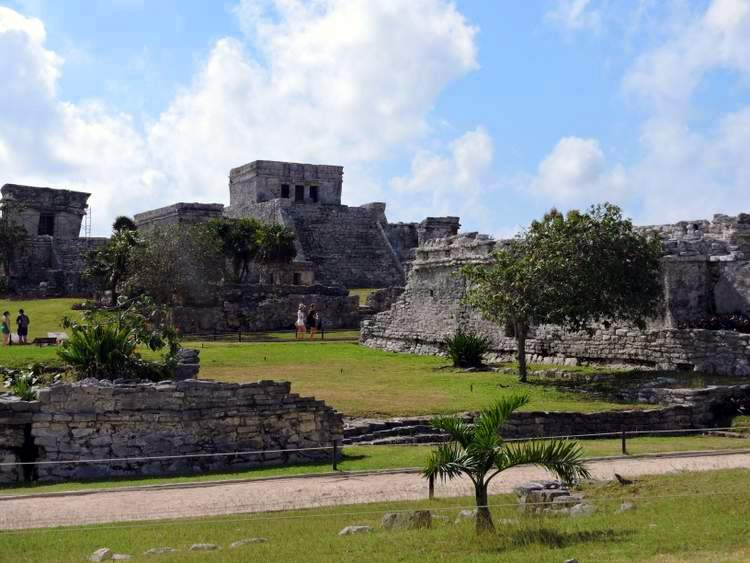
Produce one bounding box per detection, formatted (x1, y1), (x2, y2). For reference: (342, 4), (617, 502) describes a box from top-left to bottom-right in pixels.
(0, 379), (342, 484)
(174, 284), (361, 333)
(344, 400), (724, 445)
(0, 400), (38, 482)
(363, 323), (750, 376)
(365, 287), (405, 313)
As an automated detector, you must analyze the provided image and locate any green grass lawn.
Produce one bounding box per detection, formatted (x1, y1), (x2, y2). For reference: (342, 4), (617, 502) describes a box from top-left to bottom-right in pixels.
(2, 435), (746, 497)
(2, 469), (749, 562)
(348, 288), (377, 305)
(0, 298), (82, 340)
(194, 341), (635, 416)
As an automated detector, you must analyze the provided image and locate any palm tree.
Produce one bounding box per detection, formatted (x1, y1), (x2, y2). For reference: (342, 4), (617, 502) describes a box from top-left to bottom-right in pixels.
(423, 395), (591, 534)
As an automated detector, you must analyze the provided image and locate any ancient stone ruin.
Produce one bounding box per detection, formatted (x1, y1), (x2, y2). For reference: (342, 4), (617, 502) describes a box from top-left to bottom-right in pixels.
(0, 378), (342, 484)
(362, 214), (750, 376)
(0, 184), (107, 295)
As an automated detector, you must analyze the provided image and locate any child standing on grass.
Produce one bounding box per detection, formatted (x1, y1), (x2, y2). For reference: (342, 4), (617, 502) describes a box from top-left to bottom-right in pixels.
(1, 311), (11, 346)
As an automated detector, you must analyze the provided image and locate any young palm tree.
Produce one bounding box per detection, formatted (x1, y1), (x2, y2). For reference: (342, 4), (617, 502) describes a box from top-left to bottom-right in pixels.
(423, 395), (591, 534)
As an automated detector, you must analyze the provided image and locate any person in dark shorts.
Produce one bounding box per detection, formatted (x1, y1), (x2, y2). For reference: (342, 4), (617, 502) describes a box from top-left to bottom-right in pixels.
(16, 309), (30, 345)
(306, 304), (318, 340)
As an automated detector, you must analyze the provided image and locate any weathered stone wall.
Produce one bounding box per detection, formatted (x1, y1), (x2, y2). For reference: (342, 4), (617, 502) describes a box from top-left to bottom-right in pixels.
(0, 400), (38, 483)
(0, 379), (343, 484)
(173, 284), (361, 333)
(134, 202), (224, 232)
(8, 236), (108, 296)
(361, 230), (750, 376)
(365, 287), (405, 313)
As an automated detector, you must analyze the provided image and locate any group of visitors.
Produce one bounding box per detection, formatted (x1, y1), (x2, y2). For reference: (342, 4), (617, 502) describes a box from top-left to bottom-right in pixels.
(1, 309), (30, 346)
(295, 304), (323, 340)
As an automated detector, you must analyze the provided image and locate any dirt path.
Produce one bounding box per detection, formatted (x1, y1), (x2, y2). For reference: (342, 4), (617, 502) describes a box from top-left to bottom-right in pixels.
(1, 451), (748, 530)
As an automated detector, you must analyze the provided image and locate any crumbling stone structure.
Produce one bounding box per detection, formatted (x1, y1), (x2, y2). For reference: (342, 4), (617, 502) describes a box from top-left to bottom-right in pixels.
(173, 283), (360, 333)
(0, 184), (106, 295)
(133, 202), (224, 232)
(223, 160), (459, 288)
(362, 214), (750, 376)
(0, 378), (343, 484)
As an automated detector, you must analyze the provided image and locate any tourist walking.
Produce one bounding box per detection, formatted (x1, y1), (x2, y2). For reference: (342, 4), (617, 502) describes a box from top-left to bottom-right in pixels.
(307, 304), (319, 340)
(16, 309), (29, 345)
(295, 304), (306, 340)
(1, 311), (11, 346)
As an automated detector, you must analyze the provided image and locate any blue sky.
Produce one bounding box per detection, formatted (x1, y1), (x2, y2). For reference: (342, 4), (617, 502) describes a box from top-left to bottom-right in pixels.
(2, 0), (750, 236)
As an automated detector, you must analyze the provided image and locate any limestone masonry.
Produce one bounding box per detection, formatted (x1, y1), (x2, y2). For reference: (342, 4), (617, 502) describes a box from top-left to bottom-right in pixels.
(0, 379), (343, 484)
(362, 214), (750, 376)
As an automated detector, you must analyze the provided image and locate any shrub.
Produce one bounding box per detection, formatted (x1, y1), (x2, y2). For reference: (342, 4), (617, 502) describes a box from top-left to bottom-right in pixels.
(2, 365), (63, 401)
(444, 329), (490, 368)
(58, 323), (137, 380)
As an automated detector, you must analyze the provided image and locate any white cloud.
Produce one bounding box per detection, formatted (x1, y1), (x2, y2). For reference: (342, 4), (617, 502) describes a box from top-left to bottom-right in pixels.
(624, 0), (750, 114)
(526, 137), (626, 206)
(0, 1), (480, 233)
(546, 0), (602, 33)
(390, 127), (494, 227)
(529, 0), (750, 224)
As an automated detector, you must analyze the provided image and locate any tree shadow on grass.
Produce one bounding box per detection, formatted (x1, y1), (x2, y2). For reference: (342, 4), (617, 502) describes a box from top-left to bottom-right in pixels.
(508, 526), (634, 549)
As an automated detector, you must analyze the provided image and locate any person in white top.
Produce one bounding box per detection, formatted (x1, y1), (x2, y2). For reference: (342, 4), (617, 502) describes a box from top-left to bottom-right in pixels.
(295, 304), (306, 340)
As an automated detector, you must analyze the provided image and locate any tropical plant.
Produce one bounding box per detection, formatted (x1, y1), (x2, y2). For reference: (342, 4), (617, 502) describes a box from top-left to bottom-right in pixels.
(84, 227), (143, 303)
(206, 218), (262, 282)
(112, 215), (137, 232)
(59, 296), (181, 380)
(444, 329), (490, 368)
(58, 323), (137, 380)
(461, 204), (663, 381)
(423, 395), (590, 534)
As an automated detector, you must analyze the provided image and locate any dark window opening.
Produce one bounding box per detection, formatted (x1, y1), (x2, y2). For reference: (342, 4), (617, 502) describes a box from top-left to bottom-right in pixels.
(295, 185), (305, 202)
(38, 213), (55, 236)
(281, 184), (290, 198)
(310, 186), (319, 203)
(293, 272), (302, 285)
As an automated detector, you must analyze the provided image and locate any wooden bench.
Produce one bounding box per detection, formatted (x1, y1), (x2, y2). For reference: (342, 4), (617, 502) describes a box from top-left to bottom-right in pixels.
(32, 337), (59, 347)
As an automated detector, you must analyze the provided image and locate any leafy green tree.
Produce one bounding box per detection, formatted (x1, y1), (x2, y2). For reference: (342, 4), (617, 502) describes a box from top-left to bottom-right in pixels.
(461, 204), (663, 382)
(129, 224), (224, 306)
(84, 228), (143, 304)
(112, 215), (137, 233)
(255, 223), (297, 269)
(206, 218), (262, 281)
(424, 395), (590, 534)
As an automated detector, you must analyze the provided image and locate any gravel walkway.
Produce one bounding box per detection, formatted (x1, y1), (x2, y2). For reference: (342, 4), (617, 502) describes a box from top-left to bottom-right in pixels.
(1, 451), (748, 530)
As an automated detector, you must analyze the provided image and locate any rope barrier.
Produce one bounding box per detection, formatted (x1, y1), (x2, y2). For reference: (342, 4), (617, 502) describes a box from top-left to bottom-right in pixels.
(0, 425), (747, 467)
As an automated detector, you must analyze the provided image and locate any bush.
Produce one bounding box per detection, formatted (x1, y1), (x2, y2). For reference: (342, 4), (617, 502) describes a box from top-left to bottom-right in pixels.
(58, 324), (137, 380)
(444, 329), (490, 368)
(2, 365), (63, 401)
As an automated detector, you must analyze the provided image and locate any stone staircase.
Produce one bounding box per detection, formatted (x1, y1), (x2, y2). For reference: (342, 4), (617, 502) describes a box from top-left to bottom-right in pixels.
(343, 414), (474, 445)
(285, 205), (404, 288)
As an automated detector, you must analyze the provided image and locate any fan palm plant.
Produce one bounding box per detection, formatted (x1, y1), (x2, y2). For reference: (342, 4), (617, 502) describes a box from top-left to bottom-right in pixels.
(423, 395), (591, 534)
